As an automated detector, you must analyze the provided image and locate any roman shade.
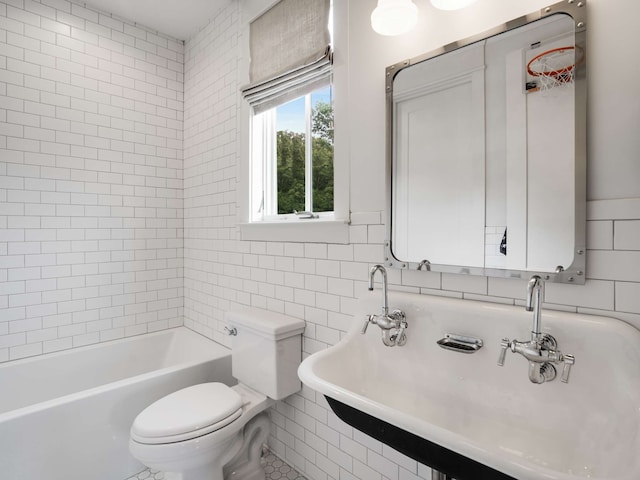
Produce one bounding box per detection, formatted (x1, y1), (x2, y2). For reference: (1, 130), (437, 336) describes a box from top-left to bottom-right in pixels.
(242, 0), (332, 113)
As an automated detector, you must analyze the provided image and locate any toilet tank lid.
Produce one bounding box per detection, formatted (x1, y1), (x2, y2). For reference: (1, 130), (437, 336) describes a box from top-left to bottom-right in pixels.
(225, 306), (305, 339)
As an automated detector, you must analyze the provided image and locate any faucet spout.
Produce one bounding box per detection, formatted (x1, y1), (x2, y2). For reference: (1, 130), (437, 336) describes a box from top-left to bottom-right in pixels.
(497, 275), (575, 384)
(526, 275), (544, 342)
(368, 264), (388, 316)
(364, 265), (408, 347)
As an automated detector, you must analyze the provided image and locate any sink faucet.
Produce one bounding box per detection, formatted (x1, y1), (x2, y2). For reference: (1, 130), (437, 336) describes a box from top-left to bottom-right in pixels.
(362, 265), (408, 346)
(498, 275), (575, 384)
(369, 265), (390, 317)
(526, 275), (544, 344)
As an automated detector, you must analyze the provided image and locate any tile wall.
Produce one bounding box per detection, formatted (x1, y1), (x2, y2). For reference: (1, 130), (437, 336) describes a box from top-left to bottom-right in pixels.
(182, 0), (239, 346)
(0, 0), (184, 362)
(484, 225), (506, 269)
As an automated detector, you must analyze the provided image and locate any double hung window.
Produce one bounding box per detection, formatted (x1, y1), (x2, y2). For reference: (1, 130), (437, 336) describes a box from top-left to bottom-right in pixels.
(242, 0), (333, 222)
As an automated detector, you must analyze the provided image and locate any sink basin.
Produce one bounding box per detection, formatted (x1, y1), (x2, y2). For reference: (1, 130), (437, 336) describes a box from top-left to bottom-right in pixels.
(298, 291), (640, 480)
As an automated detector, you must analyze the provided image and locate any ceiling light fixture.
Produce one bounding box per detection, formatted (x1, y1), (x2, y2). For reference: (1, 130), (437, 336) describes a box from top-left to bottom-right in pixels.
(371, 0), (418, 36)
(430, 0), (478, 11)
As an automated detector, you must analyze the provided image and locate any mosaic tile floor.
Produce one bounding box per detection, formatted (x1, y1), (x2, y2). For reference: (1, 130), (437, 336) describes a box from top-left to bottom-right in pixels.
(126, 450), (307, 480)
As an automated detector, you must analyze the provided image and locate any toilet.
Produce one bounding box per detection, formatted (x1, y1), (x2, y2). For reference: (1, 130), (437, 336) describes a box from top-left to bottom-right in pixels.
(129, 306), (305, 480)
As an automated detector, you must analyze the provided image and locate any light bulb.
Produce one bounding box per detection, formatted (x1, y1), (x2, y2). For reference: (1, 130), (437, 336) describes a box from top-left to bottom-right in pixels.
(371, 0), (418, 36)
(430, 0), (478, 11)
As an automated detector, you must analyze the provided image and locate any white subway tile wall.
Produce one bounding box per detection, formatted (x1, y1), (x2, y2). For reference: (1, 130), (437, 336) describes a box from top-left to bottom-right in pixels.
(2, 1), (640, 480)
(484, 225), (506, 268)
(0, 0), (184, 362)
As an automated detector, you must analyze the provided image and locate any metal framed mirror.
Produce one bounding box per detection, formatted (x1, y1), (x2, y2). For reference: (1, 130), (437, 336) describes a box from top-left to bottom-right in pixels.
(384, 0), (587, 284)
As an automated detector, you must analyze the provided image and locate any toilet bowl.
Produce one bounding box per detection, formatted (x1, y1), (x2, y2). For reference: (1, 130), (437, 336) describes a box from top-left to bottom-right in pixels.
(130, 383), (273, 480)
(129, 307), (305, 480)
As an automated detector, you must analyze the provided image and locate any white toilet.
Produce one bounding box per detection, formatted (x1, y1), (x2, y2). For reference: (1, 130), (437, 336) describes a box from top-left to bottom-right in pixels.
(129, 307), (305, 480)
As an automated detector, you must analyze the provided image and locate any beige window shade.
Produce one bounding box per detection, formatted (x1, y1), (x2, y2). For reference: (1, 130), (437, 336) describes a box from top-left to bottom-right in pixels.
(242, 0), (332, 113)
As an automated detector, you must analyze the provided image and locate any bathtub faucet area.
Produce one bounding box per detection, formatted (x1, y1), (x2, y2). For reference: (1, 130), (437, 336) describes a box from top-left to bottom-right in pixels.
(364, 265), (408, 346)
(498, 275), (576, 384)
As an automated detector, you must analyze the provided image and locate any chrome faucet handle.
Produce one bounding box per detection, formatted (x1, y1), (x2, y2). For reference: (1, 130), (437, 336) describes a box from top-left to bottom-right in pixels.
(497, 338), (511, 366)
(224, 326), (237, 336)
(361, 314), (375, 334)
(561, 354), (575, 383)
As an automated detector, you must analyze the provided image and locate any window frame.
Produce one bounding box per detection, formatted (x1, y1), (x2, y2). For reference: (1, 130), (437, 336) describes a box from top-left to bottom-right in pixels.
(254, 85), (333, 222)
(238, 0), (349, 244)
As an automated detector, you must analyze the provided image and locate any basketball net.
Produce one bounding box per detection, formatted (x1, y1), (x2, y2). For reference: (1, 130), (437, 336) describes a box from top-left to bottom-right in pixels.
(527, 46), (578, 94)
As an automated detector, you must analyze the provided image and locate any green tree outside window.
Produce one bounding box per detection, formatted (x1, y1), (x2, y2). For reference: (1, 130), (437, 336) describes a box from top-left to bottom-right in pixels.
(277, 101), (334, 214)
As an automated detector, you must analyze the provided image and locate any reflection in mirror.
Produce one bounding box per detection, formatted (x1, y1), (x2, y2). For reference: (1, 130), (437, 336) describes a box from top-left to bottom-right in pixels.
(386, 2), (586, 283)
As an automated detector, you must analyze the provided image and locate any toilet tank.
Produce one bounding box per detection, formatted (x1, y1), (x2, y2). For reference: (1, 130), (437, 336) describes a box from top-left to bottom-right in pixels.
(224, 306), (305, 401)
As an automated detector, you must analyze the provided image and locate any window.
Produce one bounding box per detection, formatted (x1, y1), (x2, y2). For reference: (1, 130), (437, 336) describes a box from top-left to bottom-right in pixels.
(242, 0), (335, 223)
(252, 84), (333, 220)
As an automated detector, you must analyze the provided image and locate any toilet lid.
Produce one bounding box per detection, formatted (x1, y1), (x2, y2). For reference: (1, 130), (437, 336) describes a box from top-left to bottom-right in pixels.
(131, 383), (243, 443)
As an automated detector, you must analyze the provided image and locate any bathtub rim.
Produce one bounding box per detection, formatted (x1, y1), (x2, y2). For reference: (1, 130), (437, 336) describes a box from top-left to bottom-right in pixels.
(0, 327), (230, 422)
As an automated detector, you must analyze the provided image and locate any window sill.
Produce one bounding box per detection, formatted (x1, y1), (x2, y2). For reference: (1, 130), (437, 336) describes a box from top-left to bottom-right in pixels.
(239, 218), (350, 244)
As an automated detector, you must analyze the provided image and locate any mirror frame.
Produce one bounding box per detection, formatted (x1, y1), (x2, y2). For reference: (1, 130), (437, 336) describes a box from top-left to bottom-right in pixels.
(384, 0), (587, 284)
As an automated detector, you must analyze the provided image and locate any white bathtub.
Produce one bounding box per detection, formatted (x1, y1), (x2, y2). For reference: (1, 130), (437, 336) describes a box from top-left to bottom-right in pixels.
(0, 327), (234, 480)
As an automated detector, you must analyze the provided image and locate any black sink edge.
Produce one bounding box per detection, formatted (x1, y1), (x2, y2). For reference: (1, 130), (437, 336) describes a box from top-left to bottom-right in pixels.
(325, 396), (517, 480)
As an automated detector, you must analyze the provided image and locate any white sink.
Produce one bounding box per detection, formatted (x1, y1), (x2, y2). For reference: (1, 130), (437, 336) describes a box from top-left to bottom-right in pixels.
(298, 291), (640, 480)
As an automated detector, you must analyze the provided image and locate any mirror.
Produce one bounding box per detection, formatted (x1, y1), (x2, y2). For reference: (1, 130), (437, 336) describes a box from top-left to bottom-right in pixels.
(385, 1), (587, 284)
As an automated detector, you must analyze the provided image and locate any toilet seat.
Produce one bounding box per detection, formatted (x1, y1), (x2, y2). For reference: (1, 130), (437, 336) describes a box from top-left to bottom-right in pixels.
(131, 383), (243, 445)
